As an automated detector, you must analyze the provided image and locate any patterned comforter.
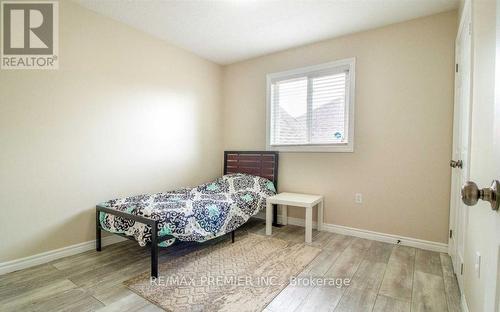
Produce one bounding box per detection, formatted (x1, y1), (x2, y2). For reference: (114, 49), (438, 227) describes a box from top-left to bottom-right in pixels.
(99, 173), (276, 247)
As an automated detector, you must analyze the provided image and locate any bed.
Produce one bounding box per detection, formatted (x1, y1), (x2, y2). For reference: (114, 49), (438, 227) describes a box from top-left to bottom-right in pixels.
(95, 151), (279, 277)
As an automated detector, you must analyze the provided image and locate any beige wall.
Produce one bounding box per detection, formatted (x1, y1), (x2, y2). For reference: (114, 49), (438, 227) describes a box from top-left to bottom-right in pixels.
(0, 1), (222, 262)
(223, 11), (457, 244)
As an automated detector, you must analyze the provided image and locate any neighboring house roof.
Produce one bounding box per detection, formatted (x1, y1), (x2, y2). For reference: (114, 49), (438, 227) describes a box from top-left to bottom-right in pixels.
(273, 100), (345, 144)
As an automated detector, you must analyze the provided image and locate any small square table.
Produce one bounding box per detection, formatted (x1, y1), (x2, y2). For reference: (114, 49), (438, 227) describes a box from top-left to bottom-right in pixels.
(266, 192), (324, 243)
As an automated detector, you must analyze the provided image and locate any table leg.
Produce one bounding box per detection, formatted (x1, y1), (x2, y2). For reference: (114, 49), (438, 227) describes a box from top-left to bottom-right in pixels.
(282, 205), (288, 225)
(318, 200), (323, 231)
(266, 201), (273, 236)
(305, 206), (312, 243)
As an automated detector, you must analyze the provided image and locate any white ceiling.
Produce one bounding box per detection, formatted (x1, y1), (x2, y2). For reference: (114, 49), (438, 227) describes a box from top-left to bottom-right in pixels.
(77, 0), (458, 65)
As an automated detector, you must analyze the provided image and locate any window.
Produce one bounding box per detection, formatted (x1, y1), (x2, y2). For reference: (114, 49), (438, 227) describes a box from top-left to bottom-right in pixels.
(266, 58), (355, 152)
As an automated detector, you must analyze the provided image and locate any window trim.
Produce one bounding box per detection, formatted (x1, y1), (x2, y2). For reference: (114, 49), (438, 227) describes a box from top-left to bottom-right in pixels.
(266, 57), (356, 153)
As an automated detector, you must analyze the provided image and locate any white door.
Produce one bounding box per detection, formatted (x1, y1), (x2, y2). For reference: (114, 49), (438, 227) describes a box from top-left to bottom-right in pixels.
(491, 1), (500, 309)
(449, 3), (472, 291)
(460, 0), (500, 310)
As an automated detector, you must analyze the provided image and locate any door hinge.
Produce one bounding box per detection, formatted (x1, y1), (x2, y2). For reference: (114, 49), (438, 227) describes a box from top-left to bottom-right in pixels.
(461, 263), (464, 275)
(469, 22), (472, 35)
(449, 229), (453, 238)
(455, 63), (459, 73)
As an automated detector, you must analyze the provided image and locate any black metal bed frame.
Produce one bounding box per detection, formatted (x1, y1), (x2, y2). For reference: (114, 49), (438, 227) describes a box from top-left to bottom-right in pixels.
(96, 151), (279, 277)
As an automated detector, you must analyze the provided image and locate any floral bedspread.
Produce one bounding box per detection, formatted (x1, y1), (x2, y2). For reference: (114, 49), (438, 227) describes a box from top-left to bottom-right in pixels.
(99, 173), (276, 247)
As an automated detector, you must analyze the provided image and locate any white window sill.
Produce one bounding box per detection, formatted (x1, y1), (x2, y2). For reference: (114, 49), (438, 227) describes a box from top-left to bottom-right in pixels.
(266, 144), (354, 153)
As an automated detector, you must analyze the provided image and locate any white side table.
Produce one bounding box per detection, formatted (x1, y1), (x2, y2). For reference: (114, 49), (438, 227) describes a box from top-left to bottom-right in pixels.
(266, 192), (324, 243)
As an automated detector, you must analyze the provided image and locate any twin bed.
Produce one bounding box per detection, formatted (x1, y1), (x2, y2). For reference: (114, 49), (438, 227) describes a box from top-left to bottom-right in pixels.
(95, 151), (279, 277)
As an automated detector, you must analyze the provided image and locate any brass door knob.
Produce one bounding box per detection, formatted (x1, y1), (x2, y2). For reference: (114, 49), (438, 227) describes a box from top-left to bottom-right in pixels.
(450, 160), (463, 169)
(461, 180), (500, 211)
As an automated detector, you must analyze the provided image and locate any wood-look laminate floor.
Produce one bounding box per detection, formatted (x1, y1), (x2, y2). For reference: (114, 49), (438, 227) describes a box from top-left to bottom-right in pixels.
(0, 219), (461, 312)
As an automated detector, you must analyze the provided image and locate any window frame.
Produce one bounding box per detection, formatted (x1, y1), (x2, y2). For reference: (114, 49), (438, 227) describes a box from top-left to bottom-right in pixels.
(266, 57), (356, 153)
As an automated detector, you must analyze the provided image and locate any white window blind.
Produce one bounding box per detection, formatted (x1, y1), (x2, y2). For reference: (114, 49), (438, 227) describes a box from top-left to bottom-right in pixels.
(267, 59), (355, 152)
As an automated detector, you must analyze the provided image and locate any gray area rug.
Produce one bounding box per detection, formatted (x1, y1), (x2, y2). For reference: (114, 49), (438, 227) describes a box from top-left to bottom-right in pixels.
(125, 233), (321, 312)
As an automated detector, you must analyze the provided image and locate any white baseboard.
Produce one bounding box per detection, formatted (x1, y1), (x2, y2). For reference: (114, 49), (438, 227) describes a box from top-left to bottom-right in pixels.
(254, 213), (448, 253)
(2, 213), (449, 276)
(0, 235), (126, 276)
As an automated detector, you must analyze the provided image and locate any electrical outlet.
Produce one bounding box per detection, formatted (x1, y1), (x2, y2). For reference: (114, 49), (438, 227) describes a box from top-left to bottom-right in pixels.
(355, 193), (363, 204)
(475, 252), (481, 278)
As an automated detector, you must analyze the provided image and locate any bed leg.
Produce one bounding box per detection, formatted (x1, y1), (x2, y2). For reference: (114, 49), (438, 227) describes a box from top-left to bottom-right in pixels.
(96, 209), (101, 252)
(231, 230), (235, 243)
(151, 222), (159, 278)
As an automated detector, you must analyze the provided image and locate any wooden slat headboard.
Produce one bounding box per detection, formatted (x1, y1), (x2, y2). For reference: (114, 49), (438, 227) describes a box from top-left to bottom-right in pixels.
(223, 151), (279, 190)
